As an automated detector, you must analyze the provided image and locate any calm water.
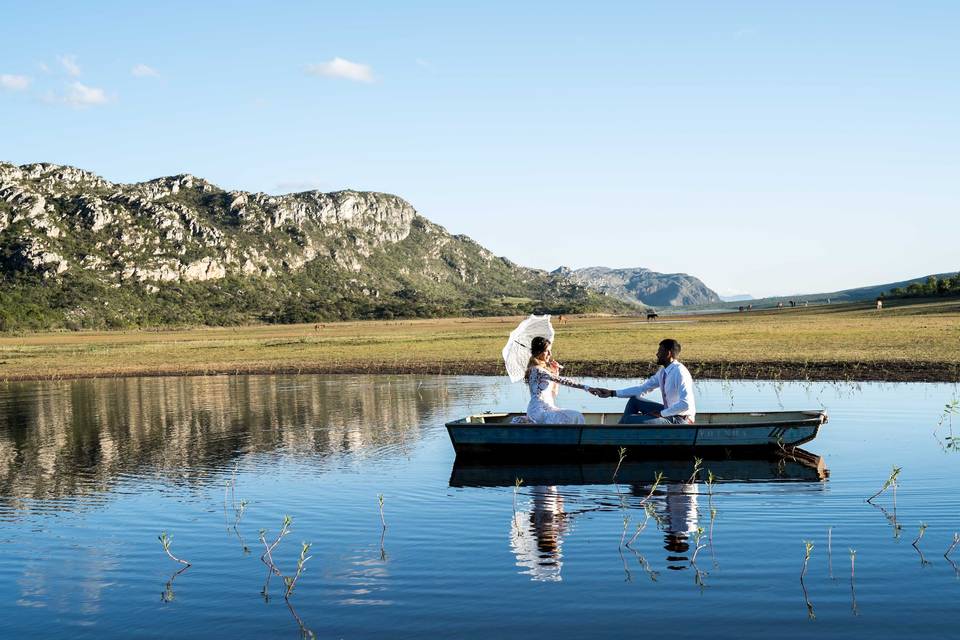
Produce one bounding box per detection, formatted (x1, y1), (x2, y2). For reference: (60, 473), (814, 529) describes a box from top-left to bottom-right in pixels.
(0, 374), (958, 639)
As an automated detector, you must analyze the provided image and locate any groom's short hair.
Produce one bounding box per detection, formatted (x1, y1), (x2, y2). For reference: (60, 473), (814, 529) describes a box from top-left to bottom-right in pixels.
(659, 338), (681, 356)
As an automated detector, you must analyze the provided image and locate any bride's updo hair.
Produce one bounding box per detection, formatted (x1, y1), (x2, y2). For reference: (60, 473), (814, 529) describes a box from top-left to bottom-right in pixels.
(525, 336), (551, 382)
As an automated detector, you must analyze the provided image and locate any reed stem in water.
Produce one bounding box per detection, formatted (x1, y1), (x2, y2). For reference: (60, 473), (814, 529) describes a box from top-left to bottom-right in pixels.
(158, 531), (191, 567)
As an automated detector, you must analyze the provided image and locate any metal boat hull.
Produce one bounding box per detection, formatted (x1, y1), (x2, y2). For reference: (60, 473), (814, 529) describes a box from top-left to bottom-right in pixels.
(446, 410), (827, 456)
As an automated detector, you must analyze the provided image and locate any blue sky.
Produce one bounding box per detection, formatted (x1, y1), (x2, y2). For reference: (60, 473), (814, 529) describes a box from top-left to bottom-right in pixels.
(2, 1), (957, 297)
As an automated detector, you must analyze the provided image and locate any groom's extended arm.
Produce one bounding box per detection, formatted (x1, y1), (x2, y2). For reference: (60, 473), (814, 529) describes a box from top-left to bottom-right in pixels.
(613, 373), (660, 399)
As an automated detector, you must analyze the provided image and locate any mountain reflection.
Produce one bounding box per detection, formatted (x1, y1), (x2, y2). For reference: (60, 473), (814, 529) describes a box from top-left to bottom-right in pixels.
(0, 374), (474, 508)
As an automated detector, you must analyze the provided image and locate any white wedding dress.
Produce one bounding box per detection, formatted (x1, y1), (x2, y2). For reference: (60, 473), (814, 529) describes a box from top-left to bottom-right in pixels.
(525, 367), (586, 424)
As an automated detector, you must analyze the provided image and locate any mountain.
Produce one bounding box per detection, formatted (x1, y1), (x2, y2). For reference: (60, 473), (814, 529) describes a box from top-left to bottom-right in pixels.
(719, 294), (754, 302)
(556, 266), (722, 307)
(0, 162), (632, 330)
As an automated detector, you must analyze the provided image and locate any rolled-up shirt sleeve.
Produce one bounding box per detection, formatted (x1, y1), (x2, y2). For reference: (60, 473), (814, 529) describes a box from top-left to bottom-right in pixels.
(660, 371), (692, 417)
(614, 373), (659, 399)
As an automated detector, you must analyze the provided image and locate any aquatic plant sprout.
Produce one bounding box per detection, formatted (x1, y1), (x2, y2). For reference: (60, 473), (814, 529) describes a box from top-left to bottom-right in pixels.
(284, 542), (313, 598)
(612, 447), (627, 483)
(158, 531), (191, 567)
(626, 509), (652, 548)
(827, 526), (833, 579)
(867, 465), (902, 504)
(912, 522), (928, 548)
(260, 515), (293, 579)
(691, 527), (707, 564)
(638, 471), (664, 505)
(801, 540), (814, 578)
(688, 457), (703, 484)
(935, 395), (959, 451)
(378, 494), (387, 529)
(945, 532), (960, 558)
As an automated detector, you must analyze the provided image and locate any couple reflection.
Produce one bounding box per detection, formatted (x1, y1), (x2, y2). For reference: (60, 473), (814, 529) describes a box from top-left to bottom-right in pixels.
(509, 482), (700, 581)
(454, 451), (827, 583)
(511, 486), (569, 582)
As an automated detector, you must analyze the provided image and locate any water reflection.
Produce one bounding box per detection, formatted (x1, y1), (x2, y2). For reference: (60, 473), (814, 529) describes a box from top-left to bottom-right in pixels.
(510, 486), (569, 582)
(455, 452), (828, 581)
(656, 483), (699, 570)
(0, 375), (480, 512)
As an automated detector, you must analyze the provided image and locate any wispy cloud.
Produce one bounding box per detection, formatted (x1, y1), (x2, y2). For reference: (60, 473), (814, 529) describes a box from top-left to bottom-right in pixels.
(44, 81), (110, 107)
(306, 57), (374, 83)
(0, 74), (31, 91)
(131, 63), (159, 78)
(66, 82), (108, 106)
(58, 54), (81, 77)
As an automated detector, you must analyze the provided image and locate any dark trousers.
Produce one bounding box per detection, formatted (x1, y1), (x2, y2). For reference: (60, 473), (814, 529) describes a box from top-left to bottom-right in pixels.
(620, 397), (688, 425)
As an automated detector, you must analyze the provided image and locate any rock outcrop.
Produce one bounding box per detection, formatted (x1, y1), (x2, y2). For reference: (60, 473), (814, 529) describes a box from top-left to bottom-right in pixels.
(558, 266), (721, 307)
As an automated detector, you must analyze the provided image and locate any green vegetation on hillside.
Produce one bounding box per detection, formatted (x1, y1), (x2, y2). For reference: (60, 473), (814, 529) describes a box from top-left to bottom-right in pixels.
(0, 254), (630, 332)
(886, 272), (960, 300)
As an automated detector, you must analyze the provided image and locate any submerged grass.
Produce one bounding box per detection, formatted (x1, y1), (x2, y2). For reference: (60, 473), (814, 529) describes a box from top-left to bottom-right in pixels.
(2, 298), (959, 381)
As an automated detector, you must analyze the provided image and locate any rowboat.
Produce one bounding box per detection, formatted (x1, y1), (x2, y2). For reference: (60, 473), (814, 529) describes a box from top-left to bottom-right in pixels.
(445, 410), (827, 457)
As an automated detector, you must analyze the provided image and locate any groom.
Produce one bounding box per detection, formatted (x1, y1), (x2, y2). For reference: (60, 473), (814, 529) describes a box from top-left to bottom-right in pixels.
(590, 338), (696, 425)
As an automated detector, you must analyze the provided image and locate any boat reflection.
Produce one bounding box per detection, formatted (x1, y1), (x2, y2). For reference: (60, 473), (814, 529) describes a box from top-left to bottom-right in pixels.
(452, 450), (828, 581)
(450, 449), (828, 488)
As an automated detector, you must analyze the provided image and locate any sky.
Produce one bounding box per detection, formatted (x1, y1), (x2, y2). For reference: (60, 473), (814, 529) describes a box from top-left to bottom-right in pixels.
(1, 1), (957, 298)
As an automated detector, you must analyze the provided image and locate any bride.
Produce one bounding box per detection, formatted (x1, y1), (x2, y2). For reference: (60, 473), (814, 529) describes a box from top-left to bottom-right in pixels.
(524, 336), (588, 424)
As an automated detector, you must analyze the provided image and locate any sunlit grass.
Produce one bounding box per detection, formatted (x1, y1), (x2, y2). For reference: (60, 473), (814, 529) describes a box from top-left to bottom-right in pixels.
(1, 298), (958, 380)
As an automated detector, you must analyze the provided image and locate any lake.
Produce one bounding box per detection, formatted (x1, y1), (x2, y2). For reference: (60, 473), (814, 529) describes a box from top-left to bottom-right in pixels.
(0, 374), (958, 638)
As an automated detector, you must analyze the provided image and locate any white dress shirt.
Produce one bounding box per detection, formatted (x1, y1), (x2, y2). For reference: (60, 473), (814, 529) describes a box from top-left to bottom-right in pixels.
(614, 360), (696, 419)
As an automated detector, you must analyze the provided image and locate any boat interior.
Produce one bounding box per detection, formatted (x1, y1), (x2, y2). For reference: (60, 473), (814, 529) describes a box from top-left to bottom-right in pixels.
(458, 410), (825, 426)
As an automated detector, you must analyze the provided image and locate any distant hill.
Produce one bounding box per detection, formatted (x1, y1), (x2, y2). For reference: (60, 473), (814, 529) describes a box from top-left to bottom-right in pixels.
(554, 266), (721, 307)
(720, 294), (754, 302)
(822, 273), (958, 302)
(0, 162), (633, 330)
(685, 272), (959, 311)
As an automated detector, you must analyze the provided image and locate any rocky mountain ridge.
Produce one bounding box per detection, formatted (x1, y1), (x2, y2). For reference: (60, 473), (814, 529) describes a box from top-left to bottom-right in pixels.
(556, 266), (721, 307)
(0, 162), (629, 329)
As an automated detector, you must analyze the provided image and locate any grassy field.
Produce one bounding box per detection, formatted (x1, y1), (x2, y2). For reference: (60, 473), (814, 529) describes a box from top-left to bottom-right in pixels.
(1, 298), (958, 382)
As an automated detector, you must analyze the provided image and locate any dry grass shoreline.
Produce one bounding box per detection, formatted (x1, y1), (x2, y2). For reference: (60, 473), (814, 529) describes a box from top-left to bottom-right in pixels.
(2, 298), (958, 383)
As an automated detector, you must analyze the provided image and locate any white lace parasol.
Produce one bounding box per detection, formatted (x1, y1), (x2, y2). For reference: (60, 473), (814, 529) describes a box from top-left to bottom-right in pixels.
(502, 314), (555, 382)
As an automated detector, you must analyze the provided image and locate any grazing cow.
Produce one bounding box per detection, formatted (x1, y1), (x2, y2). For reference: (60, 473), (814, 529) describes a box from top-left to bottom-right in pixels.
(747, 304), (753, 311)
(876, 299), (883, 311)
(557, 314), (567, 325)
(777, 302), (784, 310)
(738, 305), (744, 312)
(646, 311), (659, 321)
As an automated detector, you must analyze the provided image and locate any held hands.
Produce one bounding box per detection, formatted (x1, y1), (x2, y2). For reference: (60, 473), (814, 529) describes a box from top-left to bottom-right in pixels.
(588, 387), (616, 398)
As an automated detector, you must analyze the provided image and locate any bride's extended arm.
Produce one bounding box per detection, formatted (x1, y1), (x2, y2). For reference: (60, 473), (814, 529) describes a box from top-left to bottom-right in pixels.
(541, 369), (588, 391)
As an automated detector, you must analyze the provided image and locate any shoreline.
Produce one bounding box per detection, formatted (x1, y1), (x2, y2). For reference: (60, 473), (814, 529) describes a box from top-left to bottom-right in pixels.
(3, 359), (957, 383)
